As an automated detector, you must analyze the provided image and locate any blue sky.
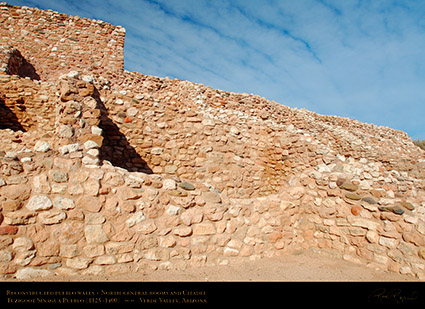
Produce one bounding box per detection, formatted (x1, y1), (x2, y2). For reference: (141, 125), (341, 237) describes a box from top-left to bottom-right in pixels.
(8, 0), (425, 140)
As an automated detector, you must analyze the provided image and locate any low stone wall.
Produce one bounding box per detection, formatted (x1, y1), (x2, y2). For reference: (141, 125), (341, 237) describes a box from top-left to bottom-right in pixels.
(289, 155), (425, 278)
(0, 143), (300, 279)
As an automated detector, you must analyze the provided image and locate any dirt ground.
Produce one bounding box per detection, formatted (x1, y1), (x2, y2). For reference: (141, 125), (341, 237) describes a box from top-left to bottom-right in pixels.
(14, 249), (419, 282)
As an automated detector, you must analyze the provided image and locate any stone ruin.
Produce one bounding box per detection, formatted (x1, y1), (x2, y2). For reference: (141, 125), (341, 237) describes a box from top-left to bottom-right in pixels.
(0, 3), (425, 280)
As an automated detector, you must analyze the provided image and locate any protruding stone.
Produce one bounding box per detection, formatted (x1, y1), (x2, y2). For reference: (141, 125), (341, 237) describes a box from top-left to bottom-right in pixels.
(34, 141), (51, 152)
(77, 196), (102, 213)
(339, 182), (358, 192)
(400, 202), (415, 211)
(193, 222), (216, 235)
(418, 248), (425, 260)
(173, 226), (192, 237)
(15, 268), (52, 280)
(38, 210), (67, 225)
(26, 195), (53, 211)
(0, 226), (18, 235)
(84, 140), (100, 150)
(126, 211), (145, 228)
(351, 206), (361, 216)
(66, 257), (92, 269)
(180, 182), (195, 191)
(202, 191), (222, 204)
(379, 205), (405, 215)
(84, 225), (109, 244)
(53, 196), (75, 210)
(345, 193), (361, 201)
(49, 170), (69, 183)
(362, 196), (377, 205)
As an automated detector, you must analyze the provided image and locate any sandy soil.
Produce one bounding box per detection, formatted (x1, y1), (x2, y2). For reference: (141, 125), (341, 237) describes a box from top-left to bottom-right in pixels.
(13, 249), (419, 282)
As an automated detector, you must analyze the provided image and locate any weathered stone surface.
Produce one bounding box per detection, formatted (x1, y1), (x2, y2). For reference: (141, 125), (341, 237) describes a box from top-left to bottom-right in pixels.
(66, 257), (92, 269)
(339, 182), (358, 192)
(59, 244), (80, 258)
(52, 221), (84, 244)
(345, 193), (362, 200)
(136, 220), (157, 235)
(3, 211), (36, 225)
(163, 179), (177, 190)
(173, 226), (192, 237)
(53, 196), (75, 210)
(166, 205), (181, 216)
(34, 141), (51, 152)
(118, 187), (143, 200)
(36, 241), (60, 257)
(1, 184), (31, 202)
(85, 225), (109, 244)
(419, 248), (425, 260)
(49, 170), (68, 183)
(38, 210), (67, 225)
(402, 232), (425, 247)
(400, 201), (415, 211)
(361, 196), (377, 205)
(193, 223), (216, 235)
(126, 211), (145, 228)
(379, 206), (405, 215)
(12, 237), (34, 251)
(77, 196), (102, 213)
(94, 255), (116, 265)
(0, 226), (18, 235)
(26, 195), (53, 211)
(180, 182), (195, 191)
(181, 208), (204, 226)
(202, 191), (222, 204)
(15, 268), (52, 280)
(85, 213), (106, 225)
(347, 217), (380, 230)
(83, 179), (100, 196)
(0, 249), (13, 263)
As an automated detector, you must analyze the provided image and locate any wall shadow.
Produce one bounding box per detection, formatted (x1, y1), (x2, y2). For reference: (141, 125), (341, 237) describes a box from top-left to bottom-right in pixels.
(17, 57), (41, 81)
(0, 95), (26, 132)
(91, 87), (153, 174)
(6, 49), (40, 81)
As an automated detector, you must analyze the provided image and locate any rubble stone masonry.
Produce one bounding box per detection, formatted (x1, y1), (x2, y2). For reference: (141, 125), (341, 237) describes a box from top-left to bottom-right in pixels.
(1, 3), (425, 280)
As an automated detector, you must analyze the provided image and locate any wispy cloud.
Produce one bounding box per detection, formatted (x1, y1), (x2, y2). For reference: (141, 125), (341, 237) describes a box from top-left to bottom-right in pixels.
(8, 0), (425, 140)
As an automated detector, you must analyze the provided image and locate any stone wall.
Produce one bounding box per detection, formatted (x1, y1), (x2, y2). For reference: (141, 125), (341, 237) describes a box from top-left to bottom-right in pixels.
(0, 74), (55, 132)
(1, 3), (425, 280)
(0, 3), (125, 81)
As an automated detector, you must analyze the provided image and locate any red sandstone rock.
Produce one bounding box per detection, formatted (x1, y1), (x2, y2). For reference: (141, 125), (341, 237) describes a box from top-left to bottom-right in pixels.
(0, 225), (18, 235)
(351, 206), (361, 216)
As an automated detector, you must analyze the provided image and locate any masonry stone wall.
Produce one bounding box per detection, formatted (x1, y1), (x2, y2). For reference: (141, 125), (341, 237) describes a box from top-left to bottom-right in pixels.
(1, 3), (425, 280)
(0, 3), (125, 81)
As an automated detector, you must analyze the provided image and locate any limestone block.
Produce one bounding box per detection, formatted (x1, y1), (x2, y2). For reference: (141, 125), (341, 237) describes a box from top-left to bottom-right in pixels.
(193, 223), (216, 235)
(126, 211), (146, 228)
(77, 196), (102, 213)
(84, 225), (109, 244)
(66, 257), (92, 269)
(26, 195), (53, 211)
(15, 268), (52, 280)
(34, 141), (51, 152)
(38, 210), (66, 225)
(173, 226), (192, 237)
(53, 196), (75, 210)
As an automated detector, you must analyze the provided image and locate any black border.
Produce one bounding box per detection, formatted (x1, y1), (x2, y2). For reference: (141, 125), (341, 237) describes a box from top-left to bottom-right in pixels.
(1, 281), (424, 306)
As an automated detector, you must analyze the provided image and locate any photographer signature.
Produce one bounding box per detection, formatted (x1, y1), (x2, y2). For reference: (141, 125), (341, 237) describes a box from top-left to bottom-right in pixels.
(369, 288), (419, 304)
